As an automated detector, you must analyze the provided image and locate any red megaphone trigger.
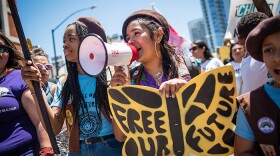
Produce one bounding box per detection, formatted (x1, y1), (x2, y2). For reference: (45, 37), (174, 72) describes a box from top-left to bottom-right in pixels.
(126, 43), (138, 65)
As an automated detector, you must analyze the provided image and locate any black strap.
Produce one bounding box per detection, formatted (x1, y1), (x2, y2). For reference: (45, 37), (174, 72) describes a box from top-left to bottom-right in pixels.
(80, 134), (115, 144)
(181, 55), (199, 78)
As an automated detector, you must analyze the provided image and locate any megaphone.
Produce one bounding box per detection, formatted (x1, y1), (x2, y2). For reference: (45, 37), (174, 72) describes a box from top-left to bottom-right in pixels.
(78, 33), (138, 77)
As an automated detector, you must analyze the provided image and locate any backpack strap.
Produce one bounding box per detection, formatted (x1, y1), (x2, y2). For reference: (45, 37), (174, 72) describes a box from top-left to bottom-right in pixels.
(181, 55), (200, 78)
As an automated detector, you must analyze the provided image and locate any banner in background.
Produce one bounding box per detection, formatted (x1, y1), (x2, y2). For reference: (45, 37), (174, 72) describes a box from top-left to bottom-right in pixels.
(224, 0), (279, 41)
(168, 24), (187, 55)
(151, 4), (189, 55)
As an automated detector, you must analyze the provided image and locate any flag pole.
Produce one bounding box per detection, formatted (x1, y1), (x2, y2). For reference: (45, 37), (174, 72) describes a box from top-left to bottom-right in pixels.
(7, 0), (60, 154)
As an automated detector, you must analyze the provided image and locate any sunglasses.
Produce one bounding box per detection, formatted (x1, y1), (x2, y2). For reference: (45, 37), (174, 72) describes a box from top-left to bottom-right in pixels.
(0, 45), (12, 53)
(189, 46), (198, 52)
(36, 63), (53, 70)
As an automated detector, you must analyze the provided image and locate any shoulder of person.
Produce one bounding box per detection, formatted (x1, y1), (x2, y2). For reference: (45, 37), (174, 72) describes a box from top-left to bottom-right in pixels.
(226, 62), (232, 66)
(50, 83), (57, 96)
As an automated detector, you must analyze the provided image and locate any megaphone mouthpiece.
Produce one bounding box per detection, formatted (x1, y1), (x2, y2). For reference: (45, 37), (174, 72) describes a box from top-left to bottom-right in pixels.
(126, 43), (138, 65)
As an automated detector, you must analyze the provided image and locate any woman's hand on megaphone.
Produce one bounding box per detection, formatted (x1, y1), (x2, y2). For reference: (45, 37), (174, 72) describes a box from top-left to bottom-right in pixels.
(110, 66), (130, 87)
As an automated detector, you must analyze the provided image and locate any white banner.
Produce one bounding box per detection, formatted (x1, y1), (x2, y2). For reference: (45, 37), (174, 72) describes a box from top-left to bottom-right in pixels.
(224, 0), (279, 41)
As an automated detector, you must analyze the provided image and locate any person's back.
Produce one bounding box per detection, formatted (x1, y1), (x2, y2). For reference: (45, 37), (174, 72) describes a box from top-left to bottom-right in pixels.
(237, 12), (269, 94)
(240, 55), (268, 94)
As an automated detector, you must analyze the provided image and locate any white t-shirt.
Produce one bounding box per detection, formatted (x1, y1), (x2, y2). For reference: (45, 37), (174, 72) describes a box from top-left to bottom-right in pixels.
(240, 55), (268, 94)
(227, 61), (242, 96)
(201, 58), (224, 72)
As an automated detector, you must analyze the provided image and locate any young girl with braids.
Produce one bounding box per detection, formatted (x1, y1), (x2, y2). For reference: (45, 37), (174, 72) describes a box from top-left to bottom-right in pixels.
(21, 17), (122, 155)
(110, 9), (189, 141)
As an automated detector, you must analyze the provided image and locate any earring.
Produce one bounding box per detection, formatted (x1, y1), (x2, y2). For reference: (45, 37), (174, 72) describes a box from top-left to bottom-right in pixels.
(155, 42), (160, 59)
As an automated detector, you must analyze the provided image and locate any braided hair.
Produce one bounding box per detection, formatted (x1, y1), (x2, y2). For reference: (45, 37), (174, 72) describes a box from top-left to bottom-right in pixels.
(60, 22), (110, 120)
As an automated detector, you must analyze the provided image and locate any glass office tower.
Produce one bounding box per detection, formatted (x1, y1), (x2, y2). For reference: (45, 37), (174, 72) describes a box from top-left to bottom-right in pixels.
(200, 0), (229, 52)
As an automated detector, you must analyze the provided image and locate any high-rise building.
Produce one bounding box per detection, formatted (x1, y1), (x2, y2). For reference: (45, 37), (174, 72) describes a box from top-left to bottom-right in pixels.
(0, 0), (20, 49)
(200, 0), (229, 52)
(188, 18), (208, 45)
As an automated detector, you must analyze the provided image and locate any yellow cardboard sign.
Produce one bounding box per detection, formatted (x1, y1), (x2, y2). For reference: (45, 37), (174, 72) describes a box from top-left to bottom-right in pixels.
(108, 66), (237, 156)
(218, 46), (230, 63)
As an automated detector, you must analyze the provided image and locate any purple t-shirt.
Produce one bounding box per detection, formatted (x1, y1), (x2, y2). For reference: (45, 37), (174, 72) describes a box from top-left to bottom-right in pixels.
(0, 70), (39, 155)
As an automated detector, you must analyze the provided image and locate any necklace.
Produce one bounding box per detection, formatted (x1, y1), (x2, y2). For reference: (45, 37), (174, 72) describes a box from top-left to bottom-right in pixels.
(153, 71), (163, 86)
(0, 67), (6, 78)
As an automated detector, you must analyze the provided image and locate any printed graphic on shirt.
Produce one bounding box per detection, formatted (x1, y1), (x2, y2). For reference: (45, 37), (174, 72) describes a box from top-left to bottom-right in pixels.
(0, 106), (16, 114)
(79, 92), (102, 138)
(0, 87), (9, 97)
(79, 111), (101, 137)
(108, 66), (237, 156)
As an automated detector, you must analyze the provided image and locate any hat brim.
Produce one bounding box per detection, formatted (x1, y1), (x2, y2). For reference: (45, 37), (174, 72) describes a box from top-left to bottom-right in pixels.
(246, 15), (280, 62)
(122, 9), (169, 42)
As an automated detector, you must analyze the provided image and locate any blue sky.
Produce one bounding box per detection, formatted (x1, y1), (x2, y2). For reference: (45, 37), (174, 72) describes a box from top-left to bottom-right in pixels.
(17, 0), (203, 60)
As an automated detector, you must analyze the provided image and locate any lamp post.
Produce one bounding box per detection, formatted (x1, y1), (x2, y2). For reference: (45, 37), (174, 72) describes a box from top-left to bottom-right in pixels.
(51, 5), (96, 78)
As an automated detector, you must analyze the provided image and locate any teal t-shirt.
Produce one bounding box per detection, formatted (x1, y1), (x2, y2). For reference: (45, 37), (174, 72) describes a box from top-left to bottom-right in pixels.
(235, 83), (280, 141)
(51, 75), (113, 140)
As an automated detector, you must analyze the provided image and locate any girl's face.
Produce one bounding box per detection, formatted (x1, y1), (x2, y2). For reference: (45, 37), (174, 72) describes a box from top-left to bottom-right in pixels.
(0, 39), (9, 70)
(190, 44), (205, 59)
(231, 44), (245, 63)
(126, 20), (158, 64)
(63, 24), (80, 63)
(262, 32), (280, 88)
(33, 56), (51, 83)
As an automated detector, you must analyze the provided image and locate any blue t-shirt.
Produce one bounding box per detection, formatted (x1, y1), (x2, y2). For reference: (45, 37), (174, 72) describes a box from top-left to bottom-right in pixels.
(43, 81), (55, 104)
(235, 83), (280, 141)
(0, 70), (39, 155)
(51, 74), (113, 140)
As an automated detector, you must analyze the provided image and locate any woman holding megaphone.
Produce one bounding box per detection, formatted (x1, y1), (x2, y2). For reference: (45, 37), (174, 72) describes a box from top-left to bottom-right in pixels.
(110, 9), (190, 141)
(21, 17), (122, 155)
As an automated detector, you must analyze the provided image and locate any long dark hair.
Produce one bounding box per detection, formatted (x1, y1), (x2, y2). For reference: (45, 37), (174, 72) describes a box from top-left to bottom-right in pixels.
(193, 40), (213, 60)
(138, 17), (179, 79)
(0, 32), (24, 69)
(60, 22), (110, 119)
(229, 43), (238, 62)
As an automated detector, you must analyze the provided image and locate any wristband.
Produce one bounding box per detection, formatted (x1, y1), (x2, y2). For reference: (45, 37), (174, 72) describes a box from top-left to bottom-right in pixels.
(39, 147), (54, 156)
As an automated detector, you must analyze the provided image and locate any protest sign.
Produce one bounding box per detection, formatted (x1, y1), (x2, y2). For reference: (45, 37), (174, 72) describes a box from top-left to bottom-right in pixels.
(108, 66), (237, 155)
